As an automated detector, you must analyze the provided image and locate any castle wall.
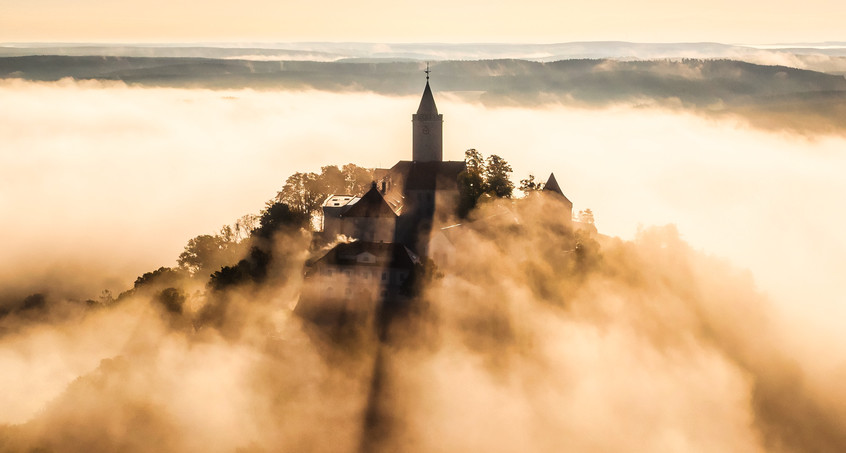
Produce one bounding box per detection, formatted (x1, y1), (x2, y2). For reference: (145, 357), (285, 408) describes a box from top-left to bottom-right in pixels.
(323, 208), (344, 237)
(341, 216), (396, 243)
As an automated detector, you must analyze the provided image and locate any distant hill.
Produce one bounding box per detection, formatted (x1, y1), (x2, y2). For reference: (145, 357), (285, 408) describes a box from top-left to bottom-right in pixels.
(3, 56), (845, 134)
(2, 55), (845, 101)
(4, 41), (846, 61)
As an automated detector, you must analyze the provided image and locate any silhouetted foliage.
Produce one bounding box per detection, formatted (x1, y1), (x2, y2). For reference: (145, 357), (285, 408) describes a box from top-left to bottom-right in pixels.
(485, 154), (514, 198)
(98, 289), (115, 306)
(578, 209), (595, 225)
(276, 172), (324, 215)
(341, 164), (376, 196)
(318, 165), (345, 195)
(253, 201), (311, 239)
(275, 164), (375, 226)
(233, 214), (259, 242)
(20, 293), (47, 312)
(156, 288), (185, 314)
(177, 234), (241, 277)
(519, 174), (544, 195)
(458, 149), (488, 217)
(574, 230), (602, 273)
(209, 247), (272, 290)
(203, 201), (306, 291)
(133, 267), (187, 290)
(458, 149), (515, 217)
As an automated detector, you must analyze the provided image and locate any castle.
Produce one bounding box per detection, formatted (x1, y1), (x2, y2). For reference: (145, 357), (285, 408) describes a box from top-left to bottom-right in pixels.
(296, 74), (573, 321)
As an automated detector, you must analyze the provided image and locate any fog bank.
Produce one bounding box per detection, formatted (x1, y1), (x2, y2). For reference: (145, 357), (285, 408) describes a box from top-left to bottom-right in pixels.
(1, 198), (845, 452)
(1, 78), (844, 331)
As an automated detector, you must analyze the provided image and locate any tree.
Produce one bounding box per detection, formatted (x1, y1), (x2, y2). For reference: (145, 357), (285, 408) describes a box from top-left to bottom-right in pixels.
(233, 214), (259, 242)
(574, 229), (602, 273)
(156, 287), (185, 314)
(218, 224), (236, 244)
(341, 163), (375, 195)
(458, 149), (516, 217)
(134, 266), (186, 290)
(208, 247), (272, 290)
(318, 165), (346, 195)
(519, 174), (544, 196)
(276, 172), (324, 215)
(485, 154), (514, 198)
(253, 201), (310, 239)
(465, 148), (485, 173)
(177, 234), (237, 277)
(275, 165), (375, 228)
(458, 149), (487, 217)
(578, 209), (595, 225)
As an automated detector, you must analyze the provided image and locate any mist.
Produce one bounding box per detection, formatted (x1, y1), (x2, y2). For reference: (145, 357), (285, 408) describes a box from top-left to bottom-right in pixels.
(5, 57), (846, 137)
(1, 79), (845, 451)
(3, 78), (843, 323)
(0, 79), (410, 299)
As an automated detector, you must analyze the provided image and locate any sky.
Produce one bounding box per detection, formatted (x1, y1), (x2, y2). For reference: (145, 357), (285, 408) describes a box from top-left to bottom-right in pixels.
(1, 0), (844, 44)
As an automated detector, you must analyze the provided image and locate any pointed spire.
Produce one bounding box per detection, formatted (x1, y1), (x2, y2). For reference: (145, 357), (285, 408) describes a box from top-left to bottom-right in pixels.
(543, 173), (573, 207)
(544, 173), (563, 195)
(417, 64), (438, 115)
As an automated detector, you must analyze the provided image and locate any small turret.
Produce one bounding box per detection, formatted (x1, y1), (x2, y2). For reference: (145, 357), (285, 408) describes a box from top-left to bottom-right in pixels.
(544, 173), (563, 196)
(543, 173), (573, 209)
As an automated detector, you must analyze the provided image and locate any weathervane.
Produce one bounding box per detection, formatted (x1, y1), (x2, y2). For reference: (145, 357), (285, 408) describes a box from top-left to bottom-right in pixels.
(425, 62), (430, 81)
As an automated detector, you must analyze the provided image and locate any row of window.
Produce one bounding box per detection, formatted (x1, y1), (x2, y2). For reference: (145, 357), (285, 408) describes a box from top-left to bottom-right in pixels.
(320, 267), (408, 284)
(324, 287), (390, 300)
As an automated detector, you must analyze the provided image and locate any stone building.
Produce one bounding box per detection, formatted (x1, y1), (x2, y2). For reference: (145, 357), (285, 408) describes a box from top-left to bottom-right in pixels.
(322, 183), (397, 243)
(296, 241), (418, 323)
(298, 75), (577, 320)
(319, 76), (465, 255)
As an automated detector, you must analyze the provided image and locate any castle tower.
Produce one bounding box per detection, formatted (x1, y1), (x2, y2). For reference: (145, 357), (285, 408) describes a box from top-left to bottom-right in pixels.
(412, 68), (443, 162)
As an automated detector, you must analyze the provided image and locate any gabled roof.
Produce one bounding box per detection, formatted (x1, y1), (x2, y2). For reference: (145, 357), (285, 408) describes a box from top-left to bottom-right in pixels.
(312, 241), (419, 270)
(417, 81), (439, 116)
(388, 160), (466, 191)
(543, 173), (572, 207)
(342, 183), (397, 218)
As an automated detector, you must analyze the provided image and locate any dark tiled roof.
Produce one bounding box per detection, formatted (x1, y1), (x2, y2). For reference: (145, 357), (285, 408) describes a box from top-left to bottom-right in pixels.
(312, 241), (419, 270)
(342, 184), (397, 218)
(389, 160), (466, 191)
(544, 173), (572, 207)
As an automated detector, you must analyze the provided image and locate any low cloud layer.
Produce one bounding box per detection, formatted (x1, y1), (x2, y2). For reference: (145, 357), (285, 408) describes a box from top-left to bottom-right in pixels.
(1, 79), (845, 451)
(3, 57), (846, 136)
(1, 197), (844, 452)
(0, 80), (410, 300)
(2, 78), (844, 329)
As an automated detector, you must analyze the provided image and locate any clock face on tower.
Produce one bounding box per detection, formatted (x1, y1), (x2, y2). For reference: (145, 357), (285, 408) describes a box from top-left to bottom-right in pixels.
(422, 126), (430, 135)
